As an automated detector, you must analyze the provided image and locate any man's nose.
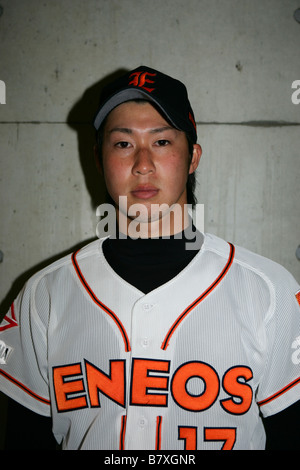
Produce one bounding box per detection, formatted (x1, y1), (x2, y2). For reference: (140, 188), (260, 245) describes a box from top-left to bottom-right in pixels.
(132, 147), (155, 175)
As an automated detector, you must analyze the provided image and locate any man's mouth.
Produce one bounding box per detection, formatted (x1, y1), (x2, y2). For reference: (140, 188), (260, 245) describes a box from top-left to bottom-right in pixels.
(131, 185), (159, 200)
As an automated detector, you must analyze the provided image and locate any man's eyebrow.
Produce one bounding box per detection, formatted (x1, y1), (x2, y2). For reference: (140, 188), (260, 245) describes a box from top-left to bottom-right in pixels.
(149, 126), (176, 134)
(108, 127), (133, 134)
(108, 126), (176, 135)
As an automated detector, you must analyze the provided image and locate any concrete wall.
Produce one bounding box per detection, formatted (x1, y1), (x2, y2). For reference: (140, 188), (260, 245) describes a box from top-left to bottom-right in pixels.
(0, 0), (299, 306)
(0, 0), (299, 449)
(0, 0), (299, 313)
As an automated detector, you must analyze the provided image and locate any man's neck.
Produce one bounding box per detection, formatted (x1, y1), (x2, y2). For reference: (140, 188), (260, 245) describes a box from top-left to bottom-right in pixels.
(116, 204), (190, 239)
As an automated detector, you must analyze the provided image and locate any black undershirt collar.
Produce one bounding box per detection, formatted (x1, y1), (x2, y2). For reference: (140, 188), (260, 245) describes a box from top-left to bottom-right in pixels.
(102, 225), (202, 294)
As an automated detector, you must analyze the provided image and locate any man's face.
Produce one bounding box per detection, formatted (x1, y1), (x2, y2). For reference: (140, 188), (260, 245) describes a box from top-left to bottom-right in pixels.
(101, 100), (201, 234)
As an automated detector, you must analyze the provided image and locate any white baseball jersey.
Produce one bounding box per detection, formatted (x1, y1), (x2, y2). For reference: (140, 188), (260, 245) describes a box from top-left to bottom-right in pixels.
(1, 233), (300, 450)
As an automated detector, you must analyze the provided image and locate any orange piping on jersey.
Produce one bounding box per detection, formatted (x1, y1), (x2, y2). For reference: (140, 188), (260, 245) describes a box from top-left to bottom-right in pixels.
(258, 376), (300, 408)
(0, 302), (18, 332)
(295, 290), (300, 307)
(71, 250), (131, 352)
(155, 416), (162, 450)
(161, 243), (235, 350)
(0, 369), (51, 406)
(119, 415), (127, 450)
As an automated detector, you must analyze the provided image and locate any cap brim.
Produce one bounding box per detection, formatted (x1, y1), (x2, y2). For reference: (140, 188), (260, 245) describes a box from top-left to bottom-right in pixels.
(93, 88), (180, 131)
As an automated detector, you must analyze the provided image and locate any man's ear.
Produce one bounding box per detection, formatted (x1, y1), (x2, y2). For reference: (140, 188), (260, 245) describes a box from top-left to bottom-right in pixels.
(94, 144), (103, 175)
(189, 144), (202, 174)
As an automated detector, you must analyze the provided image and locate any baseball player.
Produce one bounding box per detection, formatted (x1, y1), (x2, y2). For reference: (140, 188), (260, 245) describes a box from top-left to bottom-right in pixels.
(1, 66), (300, 450)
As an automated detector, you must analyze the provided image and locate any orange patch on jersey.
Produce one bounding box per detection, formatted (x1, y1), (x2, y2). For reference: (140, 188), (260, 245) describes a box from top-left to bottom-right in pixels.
(296, 290), (300, 307)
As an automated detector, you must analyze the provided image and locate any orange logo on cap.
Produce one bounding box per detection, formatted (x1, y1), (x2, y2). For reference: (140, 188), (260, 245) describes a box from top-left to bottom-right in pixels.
(189, 112), (197, 132)
(128, 71), (156, 92)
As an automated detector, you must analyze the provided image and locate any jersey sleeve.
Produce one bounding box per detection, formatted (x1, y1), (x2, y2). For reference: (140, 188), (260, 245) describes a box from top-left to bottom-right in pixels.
(257, 268), (300, 418)
(0, 275), (51, 416)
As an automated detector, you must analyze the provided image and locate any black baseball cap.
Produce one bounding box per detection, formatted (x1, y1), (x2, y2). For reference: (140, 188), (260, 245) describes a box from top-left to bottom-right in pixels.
(93, 66), (197, 143)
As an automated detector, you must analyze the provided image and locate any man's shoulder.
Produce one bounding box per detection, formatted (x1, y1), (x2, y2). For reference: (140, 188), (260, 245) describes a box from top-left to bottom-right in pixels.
(25, 238), (103, 287)
(203, 232), (298, 288)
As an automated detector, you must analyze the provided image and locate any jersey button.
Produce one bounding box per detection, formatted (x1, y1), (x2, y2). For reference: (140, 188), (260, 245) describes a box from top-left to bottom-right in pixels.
(142, 303), (153, 311)
(138, 417), (148, 428)
(141, 337), (150, 348)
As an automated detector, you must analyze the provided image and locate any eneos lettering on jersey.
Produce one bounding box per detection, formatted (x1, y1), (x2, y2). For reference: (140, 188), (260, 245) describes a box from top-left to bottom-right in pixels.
(52, 358), (253, 415)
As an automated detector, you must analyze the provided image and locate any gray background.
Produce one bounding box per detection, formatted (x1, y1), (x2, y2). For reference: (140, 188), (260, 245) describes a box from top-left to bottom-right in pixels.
(0, 0), (299, 447)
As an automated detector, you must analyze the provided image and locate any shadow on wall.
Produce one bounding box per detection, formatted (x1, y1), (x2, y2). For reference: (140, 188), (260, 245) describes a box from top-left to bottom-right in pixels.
(0, 67), (128, 319)
(0, 66), (130, 449)
(67, 67), (129, 210)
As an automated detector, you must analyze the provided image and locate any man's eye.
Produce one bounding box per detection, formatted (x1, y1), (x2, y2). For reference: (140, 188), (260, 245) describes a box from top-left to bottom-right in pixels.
(156, 139), (170, 146)
(115, 141), (130, 148)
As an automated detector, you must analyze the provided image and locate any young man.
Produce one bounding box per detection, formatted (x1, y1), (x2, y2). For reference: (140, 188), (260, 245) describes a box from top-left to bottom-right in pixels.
(1, 66), (300, 450)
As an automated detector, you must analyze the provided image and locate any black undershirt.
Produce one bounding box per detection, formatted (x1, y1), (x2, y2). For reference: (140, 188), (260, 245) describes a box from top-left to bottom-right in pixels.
(102, 228), (201, 293)
(3, 229), (300, 450)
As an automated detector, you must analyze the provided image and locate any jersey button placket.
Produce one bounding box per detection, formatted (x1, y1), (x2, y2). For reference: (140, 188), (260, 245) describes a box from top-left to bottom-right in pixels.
(135, 302), (155, 353)
(124, 300), (158, 449)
